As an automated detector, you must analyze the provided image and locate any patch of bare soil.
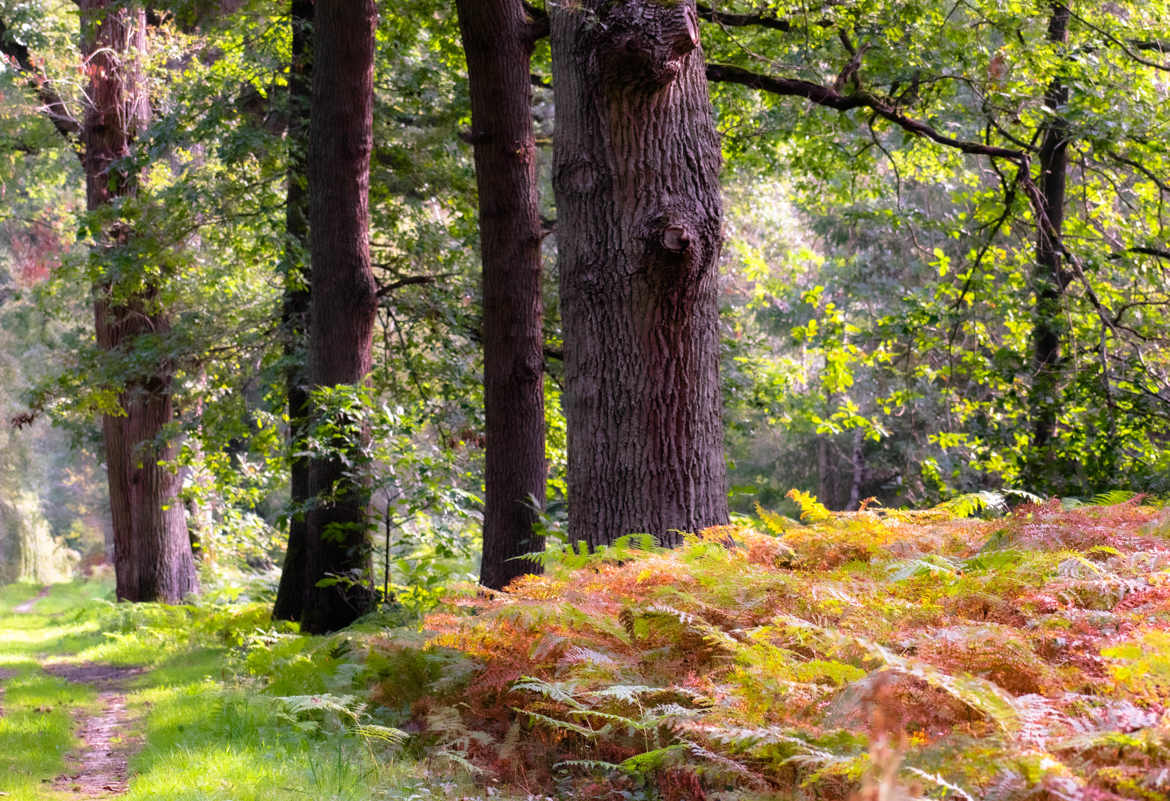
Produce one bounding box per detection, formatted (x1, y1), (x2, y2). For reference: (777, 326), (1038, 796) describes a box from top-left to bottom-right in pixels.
(13, 586), (51, 614)
(44, 662), (146, 798)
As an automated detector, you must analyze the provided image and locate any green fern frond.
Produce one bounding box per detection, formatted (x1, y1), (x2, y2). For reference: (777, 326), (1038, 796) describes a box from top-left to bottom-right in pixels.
(934, 491), (1008, 519)
(1091, 489), (1140, 507)
(616, 743), (689, 773)
(517, 708), (600, 738)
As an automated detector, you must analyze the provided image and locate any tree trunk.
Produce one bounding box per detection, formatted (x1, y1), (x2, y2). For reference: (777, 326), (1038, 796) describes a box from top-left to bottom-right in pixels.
(456, 0), (547, 590)
(82, 0), (198, 603)
(300, 0), (379, 634)
(550, 0), (729, 549)
(1026, 2), (1071, 493)
(273, 0), (313, 623)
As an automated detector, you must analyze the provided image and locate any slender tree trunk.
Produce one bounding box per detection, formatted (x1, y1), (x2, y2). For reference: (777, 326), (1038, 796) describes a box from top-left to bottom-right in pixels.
(273, 0), (313, 622)
(1027, 2), (1071, 492)
(551, 0), (729, 549)
(848, 428), (864, 510)
(82, 0), (198, 603)
(300, 0), (379, 634)
(456, 0), (547, 590)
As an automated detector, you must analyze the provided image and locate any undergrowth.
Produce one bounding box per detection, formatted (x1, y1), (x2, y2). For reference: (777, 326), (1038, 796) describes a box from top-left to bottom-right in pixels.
(390, 494), (1170, 800)
(6, 493), (1170, 801)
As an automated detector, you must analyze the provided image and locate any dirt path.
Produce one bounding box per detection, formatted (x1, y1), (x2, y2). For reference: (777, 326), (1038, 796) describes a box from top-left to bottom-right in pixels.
(43, 663), (146, 798)
(13, 586), (51, 614)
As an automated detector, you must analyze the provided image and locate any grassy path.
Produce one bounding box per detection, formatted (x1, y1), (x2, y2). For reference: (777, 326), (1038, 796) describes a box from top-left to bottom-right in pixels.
(0, 580), (493, 801)
(0, 581), (109, 800)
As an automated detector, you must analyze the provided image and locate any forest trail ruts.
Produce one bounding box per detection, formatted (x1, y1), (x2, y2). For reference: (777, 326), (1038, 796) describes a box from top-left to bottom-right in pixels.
(44, 663), (146, 799)
(13, 586), (51, 614)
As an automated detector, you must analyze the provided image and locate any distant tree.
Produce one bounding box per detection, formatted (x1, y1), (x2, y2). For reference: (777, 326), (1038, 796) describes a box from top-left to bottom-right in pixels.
(456, 0), (547, 589)
(1024, 1), (1071, 490)
(299, 0), (379, 634)
(550, 0), (729, 547)
(80, 0), (198, 602)
(273, 0), (313, 623)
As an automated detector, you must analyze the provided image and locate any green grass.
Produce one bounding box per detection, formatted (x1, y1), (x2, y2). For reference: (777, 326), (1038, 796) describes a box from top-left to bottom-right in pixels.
(0, 580), (508, 801)
(0, 581), (108, 801)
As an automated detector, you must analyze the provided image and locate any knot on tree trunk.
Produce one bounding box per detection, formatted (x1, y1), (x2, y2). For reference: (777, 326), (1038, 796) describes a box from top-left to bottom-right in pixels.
(595, 1), (700, 92)
(640, 206), (717, 297)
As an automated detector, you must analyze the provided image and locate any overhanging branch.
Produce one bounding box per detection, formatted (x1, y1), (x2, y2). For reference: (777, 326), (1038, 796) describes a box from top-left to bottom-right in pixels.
(705, 63), (1027, 161)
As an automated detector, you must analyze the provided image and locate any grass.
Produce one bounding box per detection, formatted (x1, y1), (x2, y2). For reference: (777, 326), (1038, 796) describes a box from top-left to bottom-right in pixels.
(0, 579), (529, 801)
(0, 580), (109, 801)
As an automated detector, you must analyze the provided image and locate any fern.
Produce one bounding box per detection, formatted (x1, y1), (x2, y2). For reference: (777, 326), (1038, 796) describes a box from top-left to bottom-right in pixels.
(786, 489), (833, 523)
(755, 502), (798, 535)
(1091, 489), (1141, 506)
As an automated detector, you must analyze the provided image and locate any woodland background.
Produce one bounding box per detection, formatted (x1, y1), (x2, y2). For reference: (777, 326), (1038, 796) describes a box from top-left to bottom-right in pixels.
(1, 3), (1170, 800)
(1, 0), (1167, 593)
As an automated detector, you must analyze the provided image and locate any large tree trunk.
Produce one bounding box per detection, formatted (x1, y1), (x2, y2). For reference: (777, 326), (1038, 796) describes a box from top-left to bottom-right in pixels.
(82, 0), (198, 602)
(551, 0), (729, 549)
(456, 0), (547, 590)
(299, 0), (379, 634)
(1026, 2), (1071, 493)
(273, 0), (313, 622)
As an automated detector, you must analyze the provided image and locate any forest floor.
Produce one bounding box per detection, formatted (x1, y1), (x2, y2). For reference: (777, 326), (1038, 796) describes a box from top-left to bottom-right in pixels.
(2, 495), (1168, 801)
(4, 584), (141, 797)
(0, 579), (496, 801)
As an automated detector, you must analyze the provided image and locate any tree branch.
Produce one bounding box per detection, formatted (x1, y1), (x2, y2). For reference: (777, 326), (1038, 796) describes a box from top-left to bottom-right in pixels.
(1067, 9), (1170, 72)
(695, 3), (794, 32)
(373, 273), (440, 298)
(523, 2), (549, 43)
(705, 63), (1026, 161)
(0, 18), (81, 152)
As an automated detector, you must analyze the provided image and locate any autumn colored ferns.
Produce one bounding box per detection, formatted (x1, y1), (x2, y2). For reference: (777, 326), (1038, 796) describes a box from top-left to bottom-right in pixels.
(375, 496), (1170, 800)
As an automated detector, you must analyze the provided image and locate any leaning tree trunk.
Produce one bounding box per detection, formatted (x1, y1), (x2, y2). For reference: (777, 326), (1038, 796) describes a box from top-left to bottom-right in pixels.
(1026, 2), (1071, 493)
(273, 0), (313, 622)
(299, 0), (379, 634)
(551, 0), (729, 549)
(456, 0), (547, 590)
(81, 0), (198, 602)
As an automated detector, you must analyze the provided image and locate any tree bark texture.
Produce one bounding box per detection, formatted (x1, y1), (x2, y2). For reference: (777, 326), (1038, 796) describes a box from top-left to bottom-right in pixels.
(273, 0), (313, 623)
(82, 0), (198, 603)
(1026, 2), (1071, 492)
(456, 0), (547, 590)
(300, 0), (378, 634)
(551, 0), (729, 549)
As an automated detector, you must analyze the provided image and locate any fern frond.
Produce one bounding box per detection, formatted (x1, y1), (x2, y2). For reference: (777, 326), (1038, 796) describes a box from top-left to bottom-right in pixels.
(786, 489), (833, 523)
(934, 491), (1008, 519)
(511, 676), (587, 709)
(756, 502), (797, 535)
(1091, 489), (1140, 507)
(904, 767), (975, 801)
(517, 708), (600, 738)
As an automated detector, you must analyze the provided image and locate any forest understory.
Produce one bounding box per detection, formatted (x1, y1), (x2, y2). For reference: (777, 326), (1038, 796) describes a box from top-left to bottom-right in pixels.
(2, 495), (1169, 801)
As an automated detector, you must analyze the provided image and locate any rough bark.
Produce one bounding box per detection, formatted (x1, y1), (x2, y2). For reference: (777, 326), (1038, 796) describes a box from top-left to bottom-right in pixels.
(82, 0), (198, 603)
(551, 0), (729, 548)
(300, 0), (378, 634)
(273, 0), (313, 623)
(1026, 3), (1071, 492)
(456, 0), (547, 590)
